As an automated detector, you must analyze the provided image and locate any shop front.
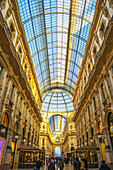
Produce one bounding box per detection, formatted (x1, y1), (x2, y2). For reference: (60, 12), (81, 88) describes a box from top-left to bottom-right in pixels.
(71, 145), (98, 168)
(19, 145), (45, 168)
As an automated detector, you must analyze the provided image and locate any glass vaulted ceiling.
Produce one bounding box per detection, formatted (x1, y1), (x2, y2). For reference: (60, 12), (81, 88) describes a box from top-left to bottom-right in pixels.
(41, 90), (74, 118)
(49, 115), (67, 135)
(17, 0), (97, 95)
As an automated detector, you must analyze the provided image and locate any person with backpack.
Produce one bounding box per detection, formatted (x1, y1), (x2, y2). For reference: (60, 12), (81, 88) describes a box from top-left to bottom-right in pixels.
(99, 160), (111, 170)
(74, 157), (81, 170)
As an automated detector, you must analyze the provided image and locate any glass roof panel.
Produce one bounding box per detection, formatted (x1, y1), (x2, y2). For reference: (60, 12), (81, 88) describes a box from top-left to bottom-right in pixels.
(17, 0), (97, 95)
(49, 115), (67, 135)
(41, 89), (74, 117)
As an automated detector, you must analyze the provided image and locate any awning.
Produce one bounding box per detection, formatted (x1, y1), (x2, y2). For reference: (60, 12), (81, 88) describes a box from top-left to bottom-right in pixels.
(72, 144), (98, 152)
(19, 145), (44, 152)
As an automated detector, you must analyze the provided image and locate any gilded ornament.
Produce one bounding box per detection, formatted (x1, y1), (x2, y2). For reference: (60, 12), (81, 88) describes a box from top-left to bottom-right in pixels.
(0, 0), (6, 10)
(102, 4), (111, 20)
(108, 0), (113, 8)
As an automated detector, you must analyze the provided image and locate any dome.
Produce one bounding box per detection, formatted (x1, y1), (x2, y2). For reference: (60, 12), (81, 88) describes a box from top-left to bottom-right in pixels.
(41, 89), (74, 117)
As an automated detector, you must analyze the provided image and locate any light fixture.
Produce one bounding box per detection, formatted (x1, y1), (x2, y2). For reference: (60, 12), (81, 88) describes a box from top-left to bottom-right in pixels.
(1, 129), (6, 133)
(91, 139), (93, 142)
(29, 142), (31, 145)
(98, 133), (101, 138)
(23, 139), (26, 142)
(85, 142), (87, 145)
(15, 135), (18, 139)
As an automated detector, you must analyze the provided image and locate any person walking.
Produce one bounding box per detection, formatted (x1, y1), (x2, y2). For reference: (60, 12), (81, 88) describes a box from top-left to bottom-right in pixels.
(35, 158), (42, 170)
(99, 160), (111, 170)
(48, 159), (55, 170)
(81, 158), (85, 170)
(83, 158), (88, 170)
(74, 157), (81, 170)
(58, 158), (64, 170)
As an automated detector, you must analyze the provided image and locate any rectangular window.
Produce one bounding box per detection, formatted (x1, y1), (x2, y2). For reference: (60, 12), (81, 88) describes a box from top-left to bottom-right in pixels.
(10, 84), (14, 100)
(93, 97), (97, 111)
(19, 97), (22, 111)
(88, 106), (90, 118)
(101, 83), (106, 100)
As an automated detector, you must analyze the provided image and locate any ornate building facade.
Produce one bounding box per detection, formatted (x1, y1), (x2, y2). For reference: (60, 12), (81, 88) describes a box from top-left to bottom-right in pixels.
(0, 0), (113, 169)
(72, 0), (113, 168)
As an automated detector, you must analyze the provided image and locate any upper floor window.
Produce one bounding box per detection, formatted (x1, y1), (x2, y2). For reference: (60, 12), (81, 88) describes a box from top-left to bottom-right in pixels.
(1, 113), (9, 128)
(10, 84), (14, 100)
(19, 97), (22, 111)
(101, 83), (106, 100)
(93, 97), (97, 111)
(43, 139), (45, 145)
(10, 23), (15, 37)
(101, 23), (105, 33)
(88, 106), (90, 118)
(93, 47), (97, 55)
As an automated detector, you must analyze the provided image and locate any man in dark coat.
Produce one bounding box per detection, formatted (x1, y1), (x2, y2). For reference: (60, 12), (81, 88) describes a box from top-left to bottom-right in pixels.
(74, 157), (81, 170)
(48, 159), (55, 170)
(36, 158), (42, 170)
(83, 158), (88, 170)
(99, 160), (111, 170)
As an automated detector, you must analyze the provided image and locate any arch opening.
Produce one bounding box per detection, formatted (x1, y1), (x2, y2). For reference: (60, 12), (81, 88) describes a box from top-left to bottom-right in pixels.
(55, 147), (61, 157)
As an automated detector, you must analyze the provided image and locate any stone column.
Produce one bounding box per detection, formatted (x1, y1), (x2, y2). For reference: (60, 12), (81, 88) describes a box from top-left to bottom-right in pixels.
(13, 136), (22, 169)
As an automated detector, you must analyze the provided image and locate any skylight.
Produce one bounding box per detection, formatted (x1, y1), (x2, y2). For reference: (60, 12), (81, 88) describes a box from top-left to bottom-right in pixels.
(17, 0), (97, 95)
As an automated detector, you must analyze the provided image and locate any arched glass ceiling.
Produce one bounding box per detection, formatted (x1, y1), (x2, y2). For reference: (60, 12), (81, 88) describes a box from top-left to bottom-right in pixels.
(41, 90), (74, 117)
(17, 0), (97, 95)
(49, 115), (67, 135)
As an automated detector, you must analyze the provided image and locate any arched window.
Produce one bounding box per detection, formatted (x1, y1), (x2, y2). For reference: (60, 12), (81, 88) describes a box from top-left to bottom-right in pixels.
(86, 132), (88, 145)
(10, 23), (15, 37)
(88, 63), (91, 75)
(1, 113), (9, 128)
(23, 128), (25, 140)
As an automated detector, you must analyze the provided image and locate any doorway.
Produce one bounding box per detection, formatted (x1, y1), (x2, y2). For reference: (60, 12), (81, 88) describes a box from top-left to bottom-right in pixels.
(55, 147), (61, 157)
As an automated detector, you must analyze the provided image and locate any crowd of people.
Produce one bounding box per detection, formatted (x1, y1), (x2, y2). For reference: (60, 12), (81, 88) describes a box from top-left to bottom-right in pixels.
(34, 157), (111, 170)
